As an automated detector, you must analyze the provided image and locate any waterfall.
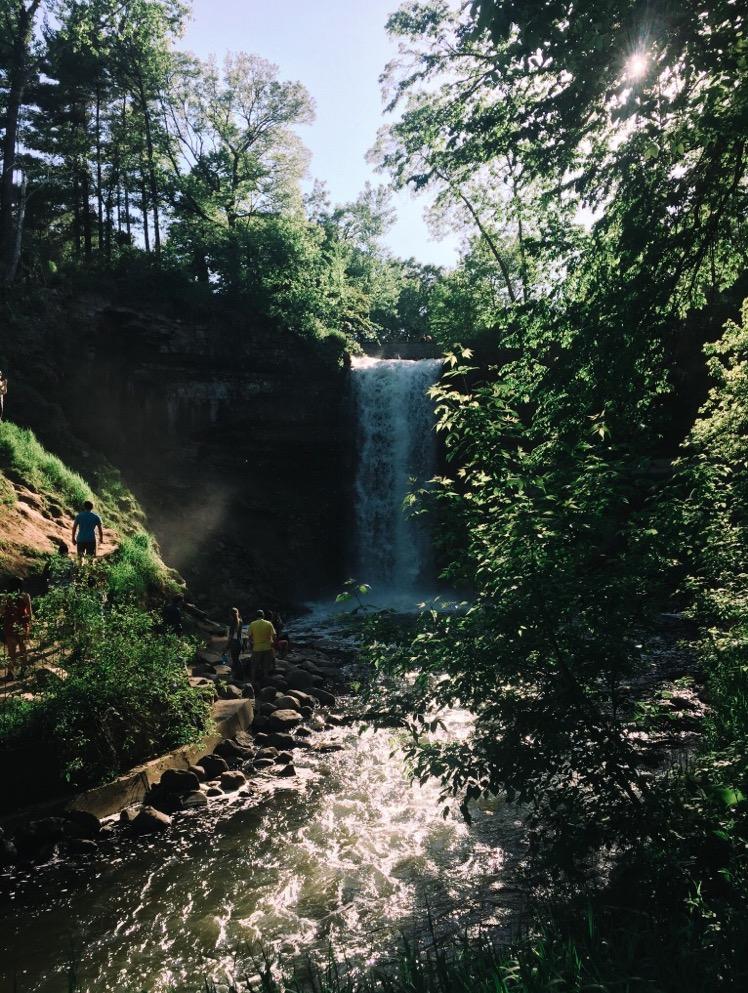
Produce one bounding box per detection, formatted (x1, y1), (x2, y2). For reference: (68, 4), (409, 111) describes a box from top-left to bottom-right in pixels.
(351, 356), (442, 595)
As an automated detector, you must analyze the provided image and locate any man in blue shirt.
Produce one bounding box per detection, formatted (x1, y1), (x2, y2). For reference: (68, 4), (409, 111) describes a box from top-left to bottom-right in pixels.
(72, 501), (104, 558)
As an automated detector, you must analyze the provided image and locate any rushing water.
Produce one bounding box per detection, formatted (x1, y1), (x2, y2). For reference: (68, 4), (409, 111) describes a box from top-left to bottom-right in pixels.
(0, 712), (524, 993)
(351, 358), (442, 596)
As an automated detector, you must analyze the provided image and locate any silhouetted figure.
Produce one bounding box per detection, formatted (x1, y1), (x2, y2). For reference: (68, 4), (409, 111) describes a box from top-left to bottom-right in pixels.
(0, 371), (7, 420)
(72, 500), (104, 558)
(162, 595), (184, 636)
(2, 579), (32, 680)
(248, 609), (276, 685)
(228, 607), (243, 674)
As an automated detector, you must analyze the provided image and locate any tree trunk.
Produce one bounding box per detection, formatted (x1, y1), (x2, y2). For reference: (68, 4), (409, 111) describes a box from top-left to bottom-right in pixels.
(140, 168), (150, 253)
(82, 165), (93, 260)
(0, 0), (43, 282)
(4, 173), (27, 285)
(95, 81), (104, 250)
(136, 76), (160, 255)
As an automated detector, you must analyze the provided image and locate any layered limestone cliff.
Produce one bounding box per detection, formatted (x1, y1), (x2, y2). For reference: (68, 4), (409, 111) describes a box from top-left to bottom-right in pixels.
(2, 289), (352, 607)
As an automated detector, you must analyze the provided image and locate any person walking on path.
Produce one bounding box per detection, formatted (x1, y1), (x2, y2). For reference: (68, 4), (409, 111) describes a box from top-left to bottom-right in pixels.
(248, 609), (276, 685)
(72, 500), (104, 558)
(0, 370), (7, 421)
(228, 607), (243, 675)
(2, 579), (32, 680)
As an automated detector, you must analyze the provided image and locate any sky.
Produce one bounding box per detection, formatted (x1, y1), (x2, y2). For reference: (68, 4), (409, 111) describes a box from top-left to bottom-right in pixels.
(180, 0), (461, 267)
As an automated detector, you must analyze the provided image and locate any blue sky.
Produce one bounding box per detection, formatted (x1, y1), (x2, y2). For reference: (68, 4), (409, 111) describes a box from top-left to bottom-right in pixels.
(180, 0), (460, 267)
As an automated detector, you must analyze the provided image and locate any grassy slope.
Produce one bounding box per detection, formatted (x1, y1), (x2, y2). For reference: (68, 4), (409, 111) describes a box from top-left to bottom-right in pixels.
(0, 420), (162, 581)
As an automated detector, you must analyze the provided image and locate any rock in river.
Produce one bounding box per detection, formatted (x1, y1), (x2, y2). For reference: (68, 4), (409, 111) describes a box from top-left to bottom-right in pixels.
(132, 807), (172, 835)
(267, 709), (303, 732)
(220, 770), (246, 791)
(160, 769), (200, 795)
(199, 754), (230, 778)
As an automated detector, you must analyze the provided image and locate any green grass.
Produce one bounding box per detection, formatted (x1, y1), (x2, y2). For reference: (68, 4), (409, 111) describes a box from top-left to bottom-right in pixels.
(0, 421), (91, 509)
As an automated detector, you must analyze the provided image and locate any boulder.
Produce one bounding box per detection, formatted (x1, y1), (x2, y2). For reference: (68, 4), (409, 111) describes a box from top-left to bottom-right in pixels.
(234, 730), (255, 749)
(258, 702), (277, 717)
(256, 747), (279, 760)
(295, 727), (312, 738)
(314, 743), (344, 754)
(220, 770), (246, 791)
(214, 664), (233, 678)
(287, 690), (316, 709)
(275, 751), (293, 765)
(268, 676), (288, 692)
(219, 683), (243, 700)
(252, 758), (275, 770)
(258, 685), (277, 702)
(264, 732), (297, 750)
(199, 754), (229, 778)
(160, 769), (200, 796)
(253, 732), (271, 745)
(64, 810), (101, 840)
(182, 791), (209, 810)
(132, 806), (172, 835)
(29, 817), (67, 842)
(267, 709), (303, 732)
(206, 786), (224, 797)
(275, 764), (297, 777)
(286, 667), (315, 690)
(275, 694), (303, 710)
(0, 838), (18, 865)
(119, 806), (140, 825)
(300, 706), (314, 719)
(214, 738), (251, 760)
(64, 838), (98, 856)
(188, 765), (207, 781)
(310, 688), (336, 707)
(148, 790), (183, 816)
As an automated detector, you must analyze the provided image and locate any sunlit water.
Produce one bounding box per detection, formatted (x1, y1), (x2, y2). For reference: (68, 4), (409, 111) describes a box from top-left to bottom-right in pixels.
(0, 712), (524, 993)
(351, 357), (443, 594)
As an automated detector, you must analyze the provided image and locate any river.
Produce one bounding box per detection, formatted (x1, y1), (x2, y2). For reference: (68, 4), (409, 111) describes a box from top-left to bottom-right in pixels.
(0, 701), (524, 993)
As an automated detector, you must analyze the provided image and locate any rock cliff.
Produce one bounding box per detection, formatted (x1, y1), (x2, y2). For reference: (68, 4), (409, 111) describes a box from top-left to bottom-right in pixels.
(1, 289), (352, 607)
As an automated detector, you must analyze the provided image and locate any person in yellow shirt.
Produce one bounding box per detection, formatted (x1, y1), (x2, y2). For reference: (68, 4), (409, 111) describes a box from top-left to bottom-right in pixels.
(248, 609), (276, 685)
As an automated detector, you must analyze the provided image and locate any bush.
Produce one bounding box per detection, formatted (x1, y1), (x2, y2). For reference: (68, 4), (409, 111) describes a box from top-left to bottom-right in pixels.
(1, 556), (210, 790)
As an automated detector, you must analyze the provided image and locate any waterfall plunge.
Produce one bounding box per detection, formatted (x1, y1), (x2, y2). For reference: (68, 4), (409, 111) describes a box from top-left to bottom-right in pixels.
(351, 356), (442, 596)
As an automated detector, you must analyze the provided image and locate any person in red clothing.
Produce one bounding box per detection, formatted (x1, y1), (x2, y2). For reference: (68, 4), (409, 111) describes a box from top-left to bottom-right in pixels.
(2, 579), (32, 680)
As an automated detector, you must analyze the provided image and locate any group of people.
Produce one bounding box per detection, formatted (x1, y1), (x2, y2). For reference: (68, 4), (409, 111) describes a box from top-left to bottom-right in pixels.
(1, 500), (105, 681)
(227, 607), (289, 686)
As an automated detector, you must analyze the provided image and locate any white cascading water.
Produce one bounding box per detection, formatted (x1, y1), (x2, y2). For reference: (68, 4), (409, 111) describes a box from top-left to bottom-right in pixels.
(351, 356), (443, 595)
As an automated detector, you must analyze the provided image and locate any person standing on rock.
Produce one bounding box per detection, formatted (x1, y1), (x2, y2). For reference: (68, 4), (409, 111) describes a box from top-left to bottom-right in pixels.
(0, 370), (7, 420)
(248, 609), (276, 685)
(228, 606), (243, 675)
(72, 500), (104, 558)
(2, 579), (32, 680)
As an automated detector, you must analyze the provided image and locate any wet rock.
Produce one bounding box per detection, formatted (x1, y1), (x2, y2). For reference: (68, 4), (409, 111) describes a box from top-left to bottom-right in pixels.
(206, 786), (224, 797)
(252, 758), (276, 770)
(258, 702), (278, 717)
(314, 743), (344, 754)
(310, 688), (336, 707)
(295, 726), (312, 737)
(199, 754), (229, 778)
(275, 751), (293, 765)
(234, 730), (255, 749)
(214, 738), (252, 760)
(253, 732), (271, 745)
(188, 764), (207, 781)
(267, 709), (303, 732)
(252, 716), (273, 733)
(268, 676), (288, 692)
(219, 683), (244, 700)
(242, 685), (255, 699)
(119, 806), (140, 825)
(275, 694), (303, 710)
(300, 706), (314, 720)
(286, 667), (315, 690)
(288, 690), (316, 709)
(258, 685), (277, 702)
(0, 837), (18, 865)
(132, 806), (172, 835)
(256, 746), (279, 760)
(326, 714), (346, 726)
(214, 664), (233, 678)
(220, 770), (246, 791)
(160, 769), (200, 796)
(64, 838), (98, 856)
(64, 810), (101, 839)
(275, 764), (296, 777)
(182, 791), (209, 809)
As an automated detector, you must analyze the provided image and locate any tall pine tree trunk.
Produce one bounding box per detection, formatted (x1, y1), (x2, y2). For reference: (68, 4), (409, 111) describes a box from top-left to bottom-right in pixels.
(95, 81), (104, 251)
(140, 167), (150, 253)
(0, 0), (42, 284)
(136, 75), (160, 256)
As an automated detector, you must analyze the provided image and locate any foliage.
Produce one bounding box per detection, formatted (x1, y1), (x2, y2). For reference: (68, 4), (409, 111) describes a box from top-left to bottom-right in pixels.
(2, 550), (209, 787)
